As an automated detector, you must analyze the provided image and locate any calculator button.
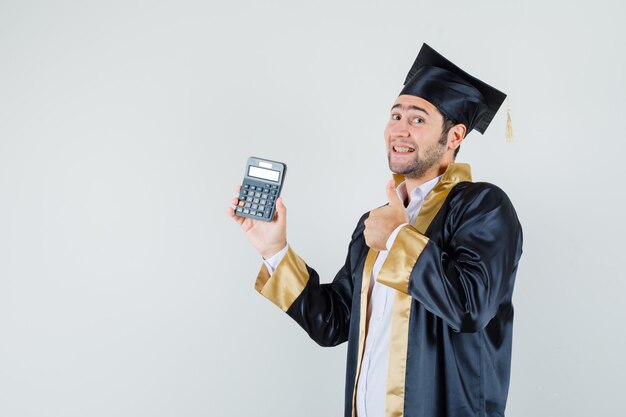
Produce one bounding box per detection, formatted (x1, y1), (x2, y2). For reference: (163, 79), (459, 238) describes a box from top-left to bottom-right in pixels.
(244, 184), (249, 189)
(262, 193), (268, 199)
(264, 211), (271, 218)
(260, 199), (267, 205)
(246, 197), (253, 202)
(252, 204), (258, 209)
(254, 192), (260, 197)
(270, 195), (276, 201)
(250, 185), (257, 190)
(256, 212), (263, 217)
(236, 207), (243, 213)
(271, 190), (277, 195)
(238, 201), (245, 207)
(263, 188), (270, 193)
(244, 202), (251, 208)
(265, 183), (271, 188)
(249, 210), (256, 215)
(243, 208), (250, 214)
(258, 205), (265, 211)
(253, 198), (260, 203)
(247, 190), (254, 196)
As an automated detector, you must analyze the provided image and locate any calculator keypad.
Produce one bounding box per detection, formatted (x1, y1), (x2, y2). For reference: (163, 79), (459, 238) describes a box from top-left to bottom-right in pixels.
(236, 181), (280, 221)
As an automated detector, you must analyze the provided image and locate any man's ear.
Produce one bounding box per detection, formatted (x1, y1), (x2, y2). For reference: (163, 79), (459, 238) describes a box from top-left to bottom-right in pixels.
(448, 124), (466, 151)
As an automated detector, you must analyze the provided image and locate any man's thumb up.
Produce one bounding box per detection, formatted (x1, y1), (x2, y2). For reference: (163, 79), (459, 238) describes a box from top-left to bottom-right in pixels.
(363, 179), (409, 250)
(386, 179), (404, 208)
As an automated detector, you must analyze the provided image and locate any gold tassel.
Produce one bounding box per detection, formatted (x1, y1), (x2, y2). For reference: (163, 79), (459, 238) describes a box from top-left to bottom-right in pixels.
(505, 100), (514, 143)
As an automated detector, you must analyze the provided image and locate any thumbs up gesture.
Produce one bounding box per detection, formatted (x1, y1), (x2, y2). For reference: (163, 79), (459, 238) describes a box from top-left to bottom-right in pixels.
(363, 180), (410, 250)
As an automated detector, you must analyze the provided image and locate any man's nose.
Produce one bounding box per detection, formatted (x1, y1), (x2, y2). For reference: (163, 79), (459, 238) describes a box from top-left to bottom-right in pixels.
(390, 120), (410, 137)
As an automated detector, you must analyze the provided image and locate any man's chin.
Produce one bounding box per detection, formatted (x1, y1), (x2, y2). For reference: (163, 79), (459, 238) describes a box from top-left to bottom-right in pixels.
(388, 163), (415, 175)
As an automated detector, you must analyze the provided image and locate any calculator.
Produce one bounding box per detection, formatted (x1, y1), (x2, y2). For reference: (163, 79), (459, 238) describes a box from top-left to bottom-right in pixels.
(235, 157), (287, 222)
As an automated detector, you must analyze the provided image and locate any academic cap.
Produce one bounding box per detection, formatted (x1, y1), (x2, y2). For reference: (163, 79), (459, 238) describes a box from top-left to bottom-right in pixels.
(400, 43), (506, 134)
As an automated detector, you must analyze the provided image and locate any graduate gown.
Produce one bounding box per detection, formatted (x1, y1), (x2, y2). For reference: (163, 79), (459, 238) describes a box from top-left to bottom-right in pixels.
(254, 163), (523, 417)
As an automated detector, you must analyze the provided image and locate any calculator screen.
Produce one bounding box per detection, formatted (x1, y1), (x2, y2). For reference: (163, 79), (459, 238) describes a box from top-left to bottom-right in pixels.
(248, 166), (280, 182)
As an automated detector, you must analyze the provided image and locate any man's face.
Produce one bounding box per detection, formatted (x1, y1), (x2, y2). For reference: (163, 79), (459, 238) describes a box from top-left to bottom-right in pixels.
(384, 94), (448, 179)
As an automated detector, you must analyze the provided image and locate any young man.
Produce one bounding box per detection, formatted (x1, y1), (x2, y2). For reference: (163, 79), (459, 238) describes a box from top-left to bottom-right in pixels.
(228, 43), (523, 417)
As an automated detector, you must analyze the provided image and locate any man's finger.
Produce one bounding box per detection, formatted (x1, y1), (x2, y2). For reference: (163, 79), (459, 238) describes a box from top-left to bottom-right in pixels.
(274, 197), (287, 222)
(386, 179), (403, 207)
(276, 196), (286, 211)
(227, 206), (245, 225)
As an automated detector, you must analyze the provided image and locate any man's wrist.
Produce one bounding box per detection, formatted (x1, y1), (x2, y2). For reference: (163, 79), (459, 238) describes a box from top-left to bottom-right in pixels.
(261, 242), (288, 259)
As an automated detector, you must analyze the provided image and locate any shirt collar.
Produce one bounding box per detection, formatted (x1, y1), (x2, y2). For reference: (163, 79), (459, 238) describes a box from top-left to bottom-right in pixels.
(396, 174), (442, 207)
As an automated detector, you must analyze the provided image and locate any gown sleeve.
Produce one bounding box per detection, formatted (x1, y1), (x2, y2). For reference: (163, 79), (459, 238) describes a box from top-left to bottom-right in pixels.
(376, 183), (523, 333)
(254, 213), (368, 347)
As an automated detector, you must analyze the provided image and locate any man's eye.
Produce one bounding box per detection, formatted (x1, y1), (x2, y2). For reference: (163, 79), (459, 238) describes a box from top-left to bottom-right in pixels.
(412, 117), (424, 124)
(391, 114), (401, 121)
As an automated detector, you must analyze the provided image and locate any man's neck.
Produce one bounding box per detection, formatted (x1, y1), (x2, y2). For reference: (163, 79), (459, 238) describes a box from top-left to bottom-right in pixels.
(404, 164), (449, 201)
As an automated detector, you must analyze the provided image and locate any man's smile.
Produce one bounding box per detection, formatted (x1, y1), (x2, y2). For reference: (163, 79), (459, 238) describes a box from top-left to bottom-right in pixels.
(391, 144), (416, 154)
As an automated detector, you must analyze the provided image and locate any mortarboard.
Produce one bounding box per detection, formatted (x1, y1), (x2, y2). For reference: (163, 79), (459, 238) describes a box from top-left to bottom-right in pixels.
(400, 43), (507, 135)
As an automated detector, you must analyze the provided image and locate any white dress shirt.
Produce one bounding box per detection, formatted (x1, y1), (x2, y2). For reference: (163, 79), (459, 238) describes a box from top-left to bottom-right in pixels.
(263, 176), (441, 417)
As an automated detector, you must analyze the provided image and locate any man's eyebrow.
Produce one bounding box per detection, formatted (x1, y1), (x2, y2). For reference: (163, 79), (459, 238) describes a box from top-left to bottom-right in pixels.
(390, 104), (430, 116)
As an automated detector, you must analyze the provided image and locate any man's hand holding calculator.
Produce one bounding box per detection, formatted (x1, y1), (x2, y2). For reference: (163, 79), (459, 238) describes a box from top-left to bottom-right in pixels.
(227, 157), (288, 259)
(227, 186), (287, 259)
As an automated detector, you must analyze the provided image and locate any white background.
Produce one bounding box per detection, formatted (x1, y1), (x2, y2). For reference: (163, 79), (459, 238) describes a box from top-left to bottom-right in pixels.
(1, 0), (625, 416)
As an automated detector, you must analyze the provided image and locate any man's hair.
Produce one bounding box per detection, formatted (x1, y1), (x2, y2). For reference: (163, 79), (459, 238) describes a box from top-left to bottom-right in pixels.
(438, 113), (461, 158)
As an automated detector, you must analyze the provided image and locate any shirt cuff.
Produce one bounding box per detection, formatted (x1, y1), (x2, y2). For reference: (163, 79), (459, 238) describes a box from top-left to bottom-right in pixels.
(386, 223), (409, 250)
(262, 244), (289, 275)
